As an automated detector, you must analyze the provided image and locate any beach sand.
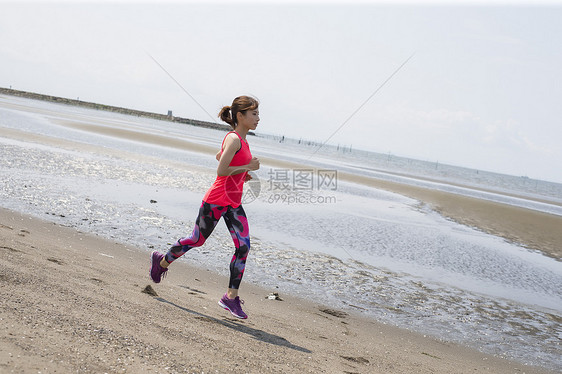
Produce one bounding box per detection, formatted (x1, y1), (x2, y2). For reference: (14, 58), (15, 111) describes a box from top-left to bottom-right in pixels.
(0, 207), (557, 374)
(1, 101), (561, 372)
(337, 171), (562, 261)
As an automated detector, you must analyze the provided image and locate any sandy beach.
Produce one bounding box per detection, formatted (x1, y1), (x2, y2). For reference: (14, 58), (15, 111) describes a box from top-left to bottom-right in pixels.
(1, 207), (557, 374)
(1, 96), (561, 373)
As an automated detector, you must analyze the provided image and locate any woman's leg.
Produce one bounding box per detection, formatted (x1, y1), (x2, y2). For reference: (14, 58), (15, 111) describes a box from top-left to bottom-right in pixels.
(222, 204), (250, 293)
(164, 202), (227, 264)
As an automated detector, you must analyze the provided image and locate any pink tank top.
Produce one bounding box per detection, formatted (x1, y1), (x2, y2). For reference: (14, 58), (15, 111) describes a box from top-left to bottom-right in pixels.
(203, 131), (253, 208)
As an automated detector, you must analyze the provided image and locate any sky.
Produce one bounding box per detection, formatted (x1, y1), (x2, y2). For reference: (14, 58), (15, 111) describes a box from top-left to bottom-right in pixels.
(1, 1), (562, 183)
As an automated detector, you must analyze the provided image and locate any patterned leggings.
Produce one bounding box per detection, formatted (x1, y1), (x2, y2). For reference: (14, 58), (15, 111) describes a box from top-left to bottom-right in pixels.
(165, 201), (250, 290)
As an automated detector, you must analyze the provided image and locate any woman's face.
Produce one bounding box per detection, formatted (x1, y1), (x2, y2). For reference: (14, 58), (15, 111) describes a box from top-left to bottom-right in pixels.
(238, 108), (260, 130)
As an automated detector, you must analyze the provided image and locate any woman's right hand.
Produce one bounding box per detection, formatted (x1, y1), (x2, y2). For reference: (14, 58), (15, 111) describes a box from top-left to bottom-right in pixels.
(248, 157), (260, 171)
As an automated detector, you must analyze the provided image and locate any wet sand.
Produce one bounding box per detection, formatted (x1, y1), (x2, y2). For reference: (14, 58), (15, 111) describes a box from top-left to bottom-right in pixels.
(338, 171), (562, 261)
(0, 207), (557, 374)
(54, 118), (562, 261)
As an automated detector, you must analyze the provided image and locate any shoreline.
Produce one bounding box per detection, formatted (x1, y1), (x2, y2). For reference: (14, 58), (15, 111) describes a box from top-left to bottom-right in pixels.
(1, 206), (557, 374)
(2, 113), (561, 262)
(338, 170), (562, 261)
(48, 115), (562, 261)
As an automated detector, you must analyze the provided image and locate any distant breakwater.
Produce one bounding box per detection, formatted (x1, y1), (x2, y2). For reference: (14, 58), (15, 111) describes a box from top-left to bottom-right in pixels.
(0, 87), (231, 132)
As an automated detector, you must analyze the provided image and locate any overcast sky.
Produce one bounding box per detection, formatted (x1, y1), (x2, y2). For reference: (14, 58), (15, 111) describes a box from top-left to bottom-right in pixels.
(1, 1), (561, 183)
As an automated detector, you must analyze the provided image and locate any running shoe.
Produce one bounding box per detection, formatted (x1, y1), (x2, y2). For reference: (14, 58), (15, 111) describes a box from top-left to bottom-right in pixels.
(150, 251), (168, 283)
(218, 293), (248, 319)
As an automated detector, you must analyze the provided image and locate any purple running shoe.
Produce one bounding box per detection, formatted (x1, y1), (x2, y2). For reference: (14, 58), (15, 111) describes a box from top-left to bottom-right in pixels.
(150, 251), (168, 283)
(218, 293), (248, 319)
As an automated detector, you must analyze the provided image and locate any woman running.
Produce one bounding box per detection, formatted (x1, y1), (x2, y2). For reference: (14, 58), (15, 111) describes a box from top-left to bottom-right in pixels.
(150, 95), (260, 319)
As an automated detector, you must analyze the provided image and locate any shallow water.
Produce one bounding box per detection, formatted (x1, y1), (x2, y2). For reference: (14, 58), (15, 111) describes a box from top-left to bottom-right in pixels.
(1, 95), (561, 371)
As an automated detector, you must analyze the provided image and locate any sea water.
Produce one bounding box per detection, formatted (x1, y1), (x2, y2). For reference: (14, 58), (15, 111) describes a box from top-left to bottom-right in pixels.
(1, 95), (561, 371)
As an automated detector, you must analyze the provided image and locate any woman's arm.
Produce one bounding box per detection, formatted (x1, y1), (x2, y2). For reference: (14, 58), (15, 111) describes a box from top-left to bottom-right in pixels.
(216, 133), (260, 176)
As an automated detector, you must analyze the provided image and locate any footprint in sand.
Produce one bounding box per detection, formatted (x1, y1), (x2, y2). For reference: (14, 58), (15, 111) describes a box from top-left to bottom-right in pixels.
(47, 257), (64, 265)
(142, 285), (158, 297)
(178, 285), (207, 295)
(18, 229), (30, 237)
(341, 356), (370, 365)
(1, 246), (20, 253)
(319, 308), (348, 318)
